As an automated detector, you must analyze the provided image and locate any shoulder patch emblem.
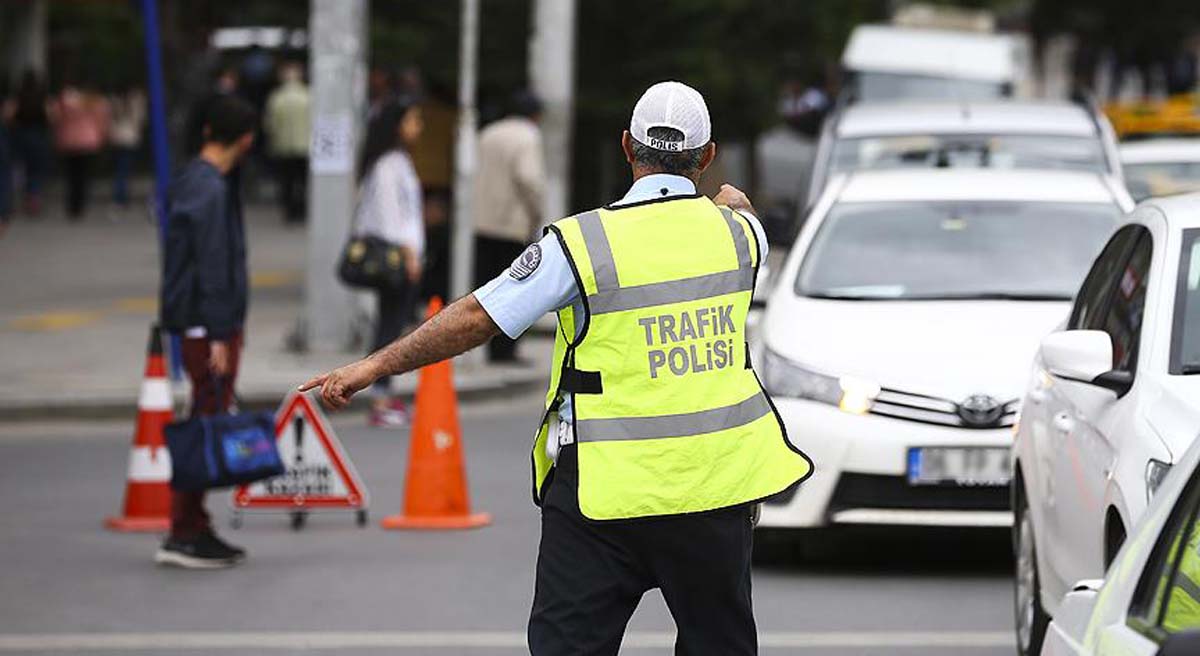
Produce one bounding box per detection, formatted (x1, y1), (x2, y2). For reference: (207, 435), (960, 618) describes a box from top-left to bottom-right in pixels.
(509, 244), (543, 280)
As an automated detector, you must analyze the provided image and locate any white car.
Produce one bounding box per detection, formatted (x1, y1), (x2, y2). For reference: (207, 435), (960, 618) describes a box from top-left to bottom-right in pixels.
(1013, 193), (1200, 655)
(1120, 139), (1200, 202)
(841, 24), (1020, 103)
(756, 168), (1132, 539)
(807, 100), (1123, 208)
(1040, 429), (1200, 656)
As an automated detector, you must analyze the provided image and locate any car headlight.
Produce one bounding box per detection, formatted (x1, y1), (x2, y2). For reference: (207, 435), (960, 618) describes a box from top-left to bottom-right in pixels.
(1146, 459), (1172, 502)
(761, 348), (881, 414)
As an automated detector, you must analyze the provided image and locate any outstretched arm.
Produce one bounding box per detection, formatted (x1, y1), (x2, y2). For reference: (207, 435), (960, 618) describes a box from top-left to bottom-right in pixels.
(298, 294), (501, 410)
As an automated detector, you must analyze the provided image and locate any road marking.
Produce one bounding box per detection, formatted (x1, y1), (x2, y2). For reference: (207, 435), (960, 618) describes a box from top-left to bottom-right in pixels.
(8, 310), (104, 331)
(0, 630), (1012, 650)
(251, 270), (301, 288)
(6, 269), (300, 333)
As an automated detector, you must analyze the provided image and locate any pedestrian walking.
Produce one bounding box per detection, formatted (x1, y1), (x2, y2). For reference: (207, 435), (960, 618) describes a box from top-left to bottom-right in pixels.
(4, 69), (51, 217)
(301, 81), (813, 654)
(471, 90), (545, 363)
(49, 79), (110, 220)
(351, 97), (425, 429)
(263, 62), (310, 224)
(108, 84), (146, 208)
(157, 95), (257, 569)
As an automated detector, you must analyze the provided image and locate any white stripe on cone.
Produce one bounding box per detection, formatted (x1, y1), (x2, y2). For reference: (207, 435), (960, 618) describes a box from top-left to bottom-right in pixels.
(137, 378), (173, 411)
(126, 446), (171, 482)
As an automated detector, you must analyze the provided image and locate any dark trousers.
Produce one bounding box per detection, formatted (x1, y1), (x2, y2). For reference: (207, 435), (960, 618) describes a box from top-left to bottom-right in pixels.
(371, 284), (417, 394)
(112, 146), (135, 206)
(62, 152), (93, 218)
(275, 156), (307, 223)
(474, 234), (526, 361)
(528, 446), (757, 656)
(171, 331), (243, 541)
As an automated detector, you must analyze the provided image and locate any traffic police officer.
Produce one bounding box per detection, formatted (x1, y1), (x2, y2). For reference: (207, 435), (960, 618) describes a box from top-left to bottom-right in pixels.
(301, 81), (813, 655)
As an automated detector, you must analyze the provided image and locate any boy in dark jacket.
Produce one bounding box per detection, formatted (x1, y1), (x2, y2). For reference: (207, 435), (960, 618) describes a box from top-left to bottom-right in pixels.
(157, 95), (256, 568)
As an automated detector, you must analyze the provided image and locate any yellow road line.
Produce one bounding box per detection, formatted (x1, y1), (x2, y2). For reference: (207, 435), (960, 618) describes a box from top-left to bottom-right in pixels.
(8, 310), (105, 331)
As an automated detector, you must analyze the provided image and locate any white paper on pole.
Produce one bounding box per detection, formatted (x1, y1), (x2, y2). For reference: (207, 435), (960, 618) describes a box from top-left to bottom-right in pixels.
(310, 113), (354, 174)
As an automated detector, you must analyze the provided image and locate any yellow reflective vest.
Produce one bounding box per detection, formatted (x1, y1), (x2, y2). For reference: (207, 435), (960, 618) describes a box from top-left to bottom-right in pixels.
(532, 194), (813, 520)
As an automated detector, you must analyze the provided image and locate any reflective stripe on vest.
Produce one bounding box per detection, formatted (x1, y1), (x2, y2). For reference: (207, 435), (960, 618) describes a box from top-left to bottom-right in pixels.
(577, 394), (771, 442)
(531, 196), (813, 520)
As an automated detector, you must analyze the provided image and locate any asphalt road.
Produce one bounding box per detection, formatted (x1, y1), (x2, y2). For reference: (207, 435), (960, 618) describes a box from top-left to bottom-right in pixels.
(0, 391), (1016, 655)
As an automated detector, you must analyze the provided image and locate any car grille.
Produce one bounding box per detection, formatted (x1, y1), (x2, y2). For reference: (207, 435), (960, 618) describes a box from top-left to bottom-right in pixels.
(828, 473), (1010, 512)
(869, 388), (1018, 429)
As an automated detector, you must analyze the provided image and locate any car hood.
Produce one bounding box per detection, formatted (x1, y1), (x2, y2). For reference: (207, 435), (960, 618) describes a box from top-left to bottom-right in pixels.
(762, 296), (1071, 401)
(1146, 377), (1200, 461)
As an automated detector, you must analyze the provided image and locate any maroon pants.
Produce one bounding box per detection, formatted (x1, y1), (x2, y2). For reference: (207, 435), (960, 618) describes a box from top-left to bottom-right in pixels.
(170, 332), (243, 540)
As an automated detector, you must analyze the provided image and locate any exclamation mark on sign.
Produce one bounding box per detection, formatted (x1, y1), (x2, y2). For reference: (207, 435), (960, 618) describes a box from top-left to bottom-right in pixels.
(294, 416), (304, 468)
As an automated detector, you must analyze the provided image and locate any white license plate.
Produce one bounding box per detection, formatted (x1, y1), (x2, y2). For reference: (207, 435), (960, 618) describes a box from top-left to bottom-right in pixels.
(907, 447), (1010, 486)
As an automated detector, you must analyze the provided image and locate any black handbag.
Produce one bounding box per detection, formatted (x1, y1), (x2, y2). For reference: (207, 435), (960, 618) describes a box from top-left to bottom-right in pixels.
(337, 234), (410, 292)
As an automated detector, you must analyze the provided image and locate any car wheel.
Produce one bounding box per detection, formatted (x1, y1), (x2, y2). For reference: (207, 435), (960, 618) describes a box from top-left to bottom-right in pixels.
(1015, 499), (1050, 656)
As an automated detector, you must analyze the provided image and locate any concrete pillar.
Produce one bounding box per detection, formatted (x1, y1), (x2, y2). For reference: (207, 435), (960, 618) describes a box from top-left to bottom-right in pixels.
(529, 0), (576, 224)
(5, 0), (47, 81)
(304, 0), (368, 351)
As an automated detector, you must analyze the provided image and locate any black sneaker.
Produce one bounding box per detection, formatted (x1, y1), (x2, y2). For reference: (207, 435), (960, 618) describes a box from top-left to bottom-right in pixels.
(199, 531), (247, 562)
(154, 537), (239, 569)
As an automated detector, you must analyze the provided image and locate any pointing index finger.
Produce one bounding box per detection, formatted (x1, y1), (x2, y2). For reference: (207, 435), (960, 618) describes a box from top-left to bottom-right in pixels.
(298, 374), (327, 392)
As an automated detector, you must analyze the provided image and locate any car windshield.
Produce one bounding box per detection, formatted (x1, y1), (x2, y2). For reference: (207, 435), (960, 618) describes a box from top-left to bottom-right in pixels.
(796, 201), (1121, 300)
(832, 135), (1107, 175)
(1123, 162), (1200, 202)
(1172, 229), (1200, 374)
(853, 72), (1006, 102)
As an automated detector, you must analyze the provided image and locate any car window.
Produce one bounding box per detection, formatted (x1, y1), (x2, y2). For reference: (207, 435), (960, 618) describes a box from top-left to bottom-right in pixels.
(1169, 229), (1200, 375)
(1124, 162), (1200, 202)
(852, 72), (1006, 102)
(832, 135), (1107, 176)
(1069, 226), (1142, 330)
(795, 201), (1121, 301)
(1161, 519), (1200, 633)
(1130, 465), (1200, 636)
(1100, 233), (1153, 373)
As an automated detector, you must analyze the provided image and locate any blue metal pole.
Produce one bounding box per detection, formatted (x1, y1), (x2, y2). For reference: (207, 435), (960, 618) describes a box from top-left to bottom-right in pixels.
(138, 0), (182, 379)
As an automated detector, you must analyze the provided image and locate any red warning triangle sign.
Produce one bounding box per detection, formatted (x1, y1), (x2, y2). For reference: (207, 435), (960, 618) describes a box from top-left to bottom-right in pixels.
(233, 391), (368, 510)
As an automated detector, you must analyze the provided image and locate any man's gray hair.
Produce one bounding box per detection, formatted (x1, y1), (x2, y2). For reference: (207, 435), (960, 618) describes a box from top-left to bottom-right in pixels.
(630, 126), (706, 177)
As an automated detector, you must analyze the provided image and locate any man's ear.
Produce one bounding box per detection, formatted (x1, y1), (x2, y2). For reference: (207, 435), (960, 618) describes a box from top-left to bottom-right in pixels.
(621, 130), (636, 165)
(697, 142), (717, 174)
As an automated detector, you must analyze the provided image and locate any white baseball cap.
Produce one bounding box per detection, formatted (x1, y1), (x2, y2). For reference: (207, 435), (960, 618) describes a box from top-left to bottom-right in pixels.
(629, 81), (711, 152)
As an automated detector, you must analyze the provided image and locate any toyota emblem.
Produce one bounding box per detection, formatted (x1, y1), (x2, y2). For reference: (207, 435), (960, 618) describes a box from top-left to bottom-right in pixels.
(958, 394), (1003, 428)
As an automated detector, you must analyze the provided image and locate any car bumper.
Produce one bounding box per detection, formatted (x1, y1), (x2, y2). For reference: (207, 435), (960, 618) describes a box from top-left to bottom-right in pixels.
(759, 398), (1014, 529)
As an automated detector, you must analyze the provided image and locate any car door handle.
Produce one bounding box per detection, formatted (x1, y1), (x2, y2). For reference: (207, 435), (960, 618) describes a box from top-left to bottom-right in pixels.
(1053, 412), (1075, 433)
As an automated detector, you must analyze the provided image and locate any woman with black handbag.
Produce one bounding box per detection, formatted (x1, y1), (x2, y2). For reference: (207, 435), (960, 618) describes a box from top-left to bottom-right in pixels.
(346, 97), (425, 428)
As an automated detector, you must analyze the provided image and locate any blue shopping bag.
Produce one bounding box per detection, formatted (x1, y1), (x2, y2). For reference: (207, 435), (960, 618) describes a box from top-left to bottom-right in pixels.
(165, 383), (284, 492)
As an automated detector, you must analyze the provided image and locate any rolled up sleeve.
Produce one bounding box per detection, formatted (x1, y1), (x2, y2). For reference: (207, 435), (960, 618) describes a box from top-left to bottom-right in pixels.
(472, 233), (578, 339)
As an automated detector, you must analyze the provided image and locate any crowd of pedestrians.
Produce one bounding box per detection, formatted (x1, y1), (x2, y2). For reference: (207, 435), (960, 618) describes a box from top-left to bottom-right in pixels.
(0, 69), (147, 226)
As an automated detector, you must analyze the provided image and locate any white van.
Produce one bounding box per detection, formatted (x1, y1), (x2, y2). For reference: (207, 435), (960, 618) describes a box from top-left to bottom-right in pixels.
(841, 24), (1022, 102)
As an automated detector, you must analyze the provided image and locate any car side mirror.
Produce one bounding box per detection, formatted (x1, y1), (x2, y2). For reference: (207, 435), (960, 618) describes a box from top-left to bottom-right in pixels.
(1157, 629), (1200, 656)
(1041, 330), (1113, 382)
(1041, 330), (1133, 397)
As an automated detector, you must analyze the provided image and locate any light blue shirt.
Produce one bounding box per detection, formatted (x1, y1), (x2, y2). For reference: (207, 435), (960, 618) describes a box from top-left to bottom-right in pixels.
(473, 175), (768, 454)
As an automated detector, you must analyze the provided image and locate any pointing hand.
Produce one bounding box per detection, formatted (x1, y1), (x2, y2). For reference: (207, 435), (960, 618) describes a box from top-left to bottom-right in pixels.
(298, 359), (381, 411)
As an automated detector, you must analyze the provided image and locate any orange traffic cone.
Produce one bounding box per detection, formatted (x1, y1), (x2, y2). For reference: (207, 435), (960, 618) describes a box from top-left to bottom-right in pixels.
(105, 325), (174, 532)
(381, 298), (491, 530)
